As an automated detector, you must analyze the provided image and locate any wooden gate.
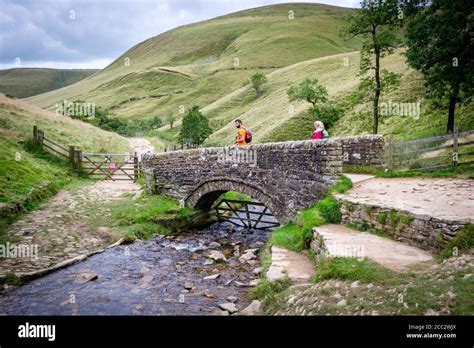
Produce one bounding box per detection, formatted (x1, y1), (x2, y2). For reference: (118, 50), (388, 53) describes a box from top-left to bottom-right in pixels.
(80, 153), (139, 181)
(214, 199), (279, 230)
(33, 126), (139, 181)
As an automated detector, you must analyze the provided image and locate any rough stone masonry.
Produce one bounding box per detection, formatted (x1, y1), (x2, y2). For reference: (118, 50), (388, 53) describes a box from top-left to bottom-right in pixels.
(339, 134), (385, 168)
(141, 139), (346, 223)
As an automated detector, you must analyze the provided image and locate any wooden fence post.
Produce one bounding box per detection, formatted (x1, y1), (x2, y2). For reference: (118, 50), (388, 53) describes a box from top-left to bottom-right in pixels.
(69, 146), (75, 168)
(37, 130), (44, 148)
(74, 149), (82, 172)
(452, 126), (459, 166)
(133, 152), (139, 181)
(33, 126), (38, 142)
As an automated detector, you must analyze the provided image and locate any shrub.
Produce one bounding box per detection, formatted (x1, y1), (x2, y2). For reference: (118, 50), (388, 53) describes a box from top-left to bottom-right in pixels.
(249, 72), (267, 97)
(313, 104), (344, 130)
(316, 195), (341, 224)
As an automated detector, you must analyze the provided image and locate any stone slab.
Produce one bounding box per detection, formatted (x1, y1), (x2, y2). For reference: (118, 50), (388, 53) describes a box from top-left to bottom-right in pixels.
(267, 246), (314, 282)
(312, 224), (433, 272)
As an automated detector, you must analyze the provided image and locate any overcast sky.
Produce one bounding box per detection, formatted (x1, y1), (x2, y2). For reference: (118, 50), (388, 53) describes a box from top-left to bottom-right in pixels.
(0, 0), (359, 70)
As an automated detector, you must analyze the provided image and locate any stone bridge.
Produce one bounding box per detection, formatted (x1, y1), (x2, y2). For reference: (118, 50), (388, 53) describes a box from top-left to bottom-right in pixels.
(141, 136), (384, 224)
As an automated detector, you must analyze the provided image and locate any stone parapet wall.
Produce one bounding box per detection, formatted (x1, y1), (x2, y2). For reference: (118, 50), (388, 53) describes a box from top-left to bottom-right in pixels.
(338, 135), (385, 167)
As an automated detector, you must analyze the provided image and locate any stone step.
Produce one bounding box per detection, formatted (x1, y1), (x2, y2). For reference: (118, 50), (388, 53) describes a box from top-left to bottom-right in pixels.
(311, 224), (433, 272)
(266, 246), (314, 283)
(334, 177), (473, 251)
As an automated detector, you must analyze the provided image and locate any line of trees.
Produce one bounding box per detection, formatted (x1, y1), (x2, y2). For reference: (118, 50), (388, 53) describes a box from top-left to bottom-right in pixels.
(341, 0), (473, 134)
(66, 103), (170, 137)
(285, 0), (472, 135)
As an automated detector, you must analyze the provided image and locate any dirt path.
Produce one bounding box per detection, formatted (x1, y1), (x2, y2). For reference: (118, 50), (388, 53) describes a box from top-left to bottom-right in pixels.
(127, 138), (155, 160)
(0, 138), (154, 279)
(336, 176), (474, 222)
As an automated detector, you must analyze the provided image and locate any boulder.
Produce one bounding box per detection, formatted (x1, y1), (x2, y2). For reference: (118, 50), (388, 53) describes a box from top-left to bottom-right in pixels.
(218, 302), (238, 314)
(207, 250), (227, 262)
(240, 300), (262, 315)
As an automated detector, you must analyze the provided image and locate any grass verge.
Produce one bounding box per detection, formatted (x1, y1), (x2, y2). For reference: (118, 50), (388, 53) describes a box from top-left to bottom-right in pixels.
(311, 257), (394, 284)
(108, 192), (194, 241)
(250, 278), (292, 313)
(0, 137), (74, 243)
(269, 175), (351, 251)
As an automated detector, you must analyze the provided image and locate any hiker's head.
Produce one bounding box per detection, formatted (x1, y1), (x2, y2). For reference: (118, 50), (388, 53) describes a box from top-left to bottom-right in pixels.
(235, 119), (243, 128)
(314, 121), (325, 130)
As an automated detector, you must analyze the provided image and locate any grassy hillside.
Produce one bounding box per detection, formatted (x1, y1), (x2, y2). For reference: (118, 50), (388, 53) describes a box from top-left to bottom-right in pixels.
(0, 94), (129, 153)
(199, 48), (472, 145)
(161, 48), (469, 146)
(0, 94), (131, 237)
(0, 68), (98, 98)
(27, 3), (362, 121)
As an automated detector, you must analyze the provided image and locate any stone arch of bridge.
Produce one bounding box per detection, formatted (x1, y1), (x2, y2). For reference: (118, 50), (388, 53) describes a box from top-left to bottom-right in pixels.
(184, 178), (282, 223)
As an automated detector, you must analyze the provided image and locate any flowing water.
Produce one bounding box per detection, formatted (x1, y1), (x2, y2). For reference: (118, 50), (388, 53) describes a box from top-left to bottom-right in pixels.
(0, 221), (271, 315)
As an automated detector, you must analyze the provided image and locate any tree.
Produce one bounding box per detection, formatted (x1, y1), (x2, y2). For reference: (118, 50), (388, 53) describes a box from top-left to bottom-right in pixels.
(403, 0), (474, 132)
(249, 72), (267, 97)
(287, 78), (328, 118)
(341, 0), (401, 134)
(178, 106), (212, 146)
(166, 112), (176, 129)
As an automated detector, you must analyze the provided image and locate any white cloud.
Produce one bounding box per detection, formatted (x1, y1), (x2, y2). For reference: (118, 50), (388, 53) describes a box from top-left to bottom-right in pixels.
(0, 0), (359, 69)
(0, 58), (114, 70)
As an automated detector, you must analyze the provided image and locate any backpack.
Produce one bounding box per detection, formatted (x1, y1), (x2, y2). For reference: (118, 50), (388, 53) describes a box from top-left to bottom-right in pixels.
(244, 128), (252, 143)
(322, 130), (329, 139)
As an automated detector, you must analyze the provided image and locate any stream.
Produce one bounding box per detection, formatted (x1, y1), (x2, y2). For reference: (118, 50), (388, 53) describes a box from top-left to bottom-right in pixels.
(0, 220), (271, 315)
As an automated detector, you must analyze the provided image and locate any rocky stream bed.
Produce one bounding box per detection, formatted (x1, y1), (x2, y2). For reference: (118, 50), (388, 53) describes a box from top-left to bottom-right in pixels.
(0, 221), (270, 315)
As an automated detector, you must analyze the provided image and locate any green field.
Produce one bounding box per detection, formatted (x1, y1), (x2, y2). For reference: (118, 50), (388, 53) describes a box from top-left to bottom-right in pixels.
(0, 68), (98, 98)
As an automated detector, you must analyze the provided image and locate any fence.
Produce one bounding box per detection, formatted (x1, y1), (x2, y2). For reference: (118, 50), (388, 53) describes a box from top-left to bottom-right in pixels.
(385, 127), (474, 171)
(33, 126), (139, 181)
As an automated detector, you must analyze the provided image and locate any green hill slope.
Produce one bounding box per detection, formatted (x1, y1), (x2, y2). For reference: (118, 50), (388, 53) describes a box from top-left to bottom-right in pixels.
(0, 94), (129, 153)
(195, 49), (474, 146)
(0, 68), (98, 98)
(0, 94), (130, 236)
(27, 3), (362, 121)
